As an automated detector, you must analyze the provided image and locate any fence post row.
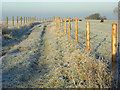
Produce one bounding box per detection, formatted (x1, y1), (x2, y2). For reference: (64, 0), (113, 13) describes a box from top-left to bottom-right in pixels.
(112, 24), (117, 68)
(86, 21), (90, 52)
(5, 16), (118, 67)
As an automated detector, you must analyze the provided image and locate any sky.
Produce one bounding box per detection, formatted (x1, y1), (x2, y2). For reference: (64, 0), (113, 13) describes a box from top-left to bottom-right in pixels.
(1, 1), (119, 20)
(1, 0), (119, 2)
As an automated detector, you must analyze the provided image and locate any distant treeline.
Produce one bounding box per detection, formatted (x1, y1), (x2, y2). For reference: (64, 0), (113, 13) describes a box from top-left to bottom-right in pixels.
(86, 13), (107, 20)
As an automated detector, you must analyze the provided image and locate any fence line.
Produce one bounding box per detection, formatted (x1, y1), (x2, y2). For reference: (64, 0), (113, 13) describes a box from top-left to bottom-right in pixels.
(5, 16), (54, 28)
(4, 16), (118, 71)
(54, 17), (118, 69)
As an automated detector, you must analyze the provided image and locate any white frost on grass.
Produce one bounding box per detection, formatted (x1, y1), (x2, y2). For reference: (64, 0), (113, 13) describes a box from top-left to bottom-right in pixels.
(2, 21), (113, 88)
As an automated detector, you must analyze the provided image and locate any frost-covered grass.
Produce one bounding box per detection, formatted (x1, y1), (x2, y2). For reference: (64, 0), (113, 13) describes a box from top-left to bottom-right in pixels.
(2, 22), (41, 56)
(2, 22), (113, 88)
(63, 19), (118, 61)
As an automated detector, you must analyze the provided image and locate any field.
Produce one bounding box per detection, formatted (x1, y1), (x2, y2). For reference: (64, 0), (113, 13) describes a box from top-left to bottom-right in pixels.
(66, 20), (118, 61)
(1, 19), (118, 88)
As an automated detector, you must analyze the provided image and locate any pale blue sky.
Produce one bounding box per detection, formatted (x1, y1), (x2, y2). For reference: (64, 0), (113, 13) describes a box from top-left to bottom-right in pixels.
(2, 2), (118, 20)
(2, 0), (119, 2)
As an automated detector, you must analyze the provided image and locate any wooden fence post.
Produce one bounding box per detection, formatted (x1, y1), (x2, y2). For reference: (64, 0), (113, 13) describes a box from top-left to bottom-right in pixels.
(64, 18), (66, 34)
(12, 16), (14, 26)
(57, 18), (58, 27)
(17, 16), (18, 25)
(37, 18), (38, 22)
(34, 17), (35, 22)
(75, 19), (78, 42)
(86, 21), (90, 52)
(61, 18), (63, 30)
(112, 24), (117, 68)
(69, 18), (71, 37)
(45, 17), (46, 21)
(42, 18), (44, 22)
(26, 17), (27, 24)
(6, 16), (8, 28)
(39, 18), (41, 22)
(59, 17), (60, 29)
(55, 17), (56, 25)
(24, 17), (25, 24)
(20, 16), (22, 25)
(28, 17), (30, 23)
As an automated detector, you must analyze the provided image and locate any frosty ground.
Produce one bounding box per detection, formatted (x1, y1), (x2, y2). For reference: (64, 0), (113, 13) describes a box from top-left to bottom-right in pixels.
(1, 21), (116, 88)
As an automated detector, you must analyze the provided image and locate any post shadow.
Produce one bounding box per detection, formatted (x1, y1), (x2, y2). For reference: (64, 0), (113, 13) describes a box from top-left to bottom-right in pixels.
(94, 38), (106, 52)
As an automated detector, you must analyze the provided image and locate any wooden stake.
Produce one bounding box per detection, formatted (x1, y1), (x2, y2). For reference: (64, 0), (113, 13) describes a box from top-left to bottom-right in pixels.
(75, 19), (78, 42)
(6, 16), (8, 28)
(59, 18), (60, 29)
(37, 18), (38, 22)
(24, 17), (25, 24)
(86, 21), (90, 52)
(17, 16), (18, 25)
(45, 17), (46, 21)
(28, 17), (29, 22)
(34, 17), (35, 22)
(61, 18), (63, 30)
(39, 18), (41, 22)
(42, 18), (44, 22)
(55, 17), (56, 25)
(26, 17), (27, 24)
(69, 18), (71, 37)
(57, 18), (58, 27)
(112, 24), (117, 68)
(20, 16), (22, 25)
(64, 18), (66, 34)
(12, 16), (14, 26)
